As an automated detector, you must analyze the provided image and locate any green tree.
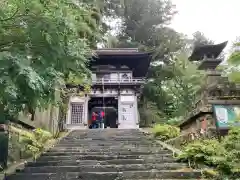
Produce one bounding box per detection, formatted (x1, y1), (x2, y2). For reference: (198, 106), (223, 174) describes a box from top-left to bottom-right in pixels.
(0, 0), (102, 123)
(192, 31), (214, 47)
(101, 0), (187, 125)
(227, 40), (240, 83)
(164, 53), (205, 116)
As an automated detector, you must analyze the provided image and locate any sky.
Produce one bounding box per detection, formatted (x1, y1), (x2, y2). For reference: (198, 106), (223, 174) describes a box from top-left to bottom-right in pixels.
(170, 0), (240, 54)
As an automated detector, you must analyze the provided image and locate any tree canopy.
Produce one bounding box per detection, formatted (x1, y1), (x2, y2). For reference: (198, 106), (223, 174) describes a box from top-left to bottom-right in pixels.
(0, 0), (102, 123)
(227, 41), (240, 83)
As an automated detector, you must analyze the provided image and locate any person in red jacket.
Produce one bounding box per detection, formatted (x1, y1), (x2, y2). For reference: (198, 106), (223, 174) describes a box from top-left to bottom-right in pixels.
(91, 112), (97, 129)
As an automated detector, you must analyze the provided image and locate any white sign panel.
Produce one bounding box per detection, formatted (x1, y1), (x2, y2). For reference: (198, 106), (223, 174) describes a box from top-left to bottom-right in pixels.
(118, 103), (136, 129)
(215, 107), (228, 124)
(120, 96), (134, 102)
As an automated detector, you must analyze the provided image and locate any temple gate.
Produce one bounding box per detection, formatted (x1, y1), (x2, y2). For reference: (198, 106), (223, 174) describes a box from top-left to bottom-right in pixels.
(65, 48), (151, 129)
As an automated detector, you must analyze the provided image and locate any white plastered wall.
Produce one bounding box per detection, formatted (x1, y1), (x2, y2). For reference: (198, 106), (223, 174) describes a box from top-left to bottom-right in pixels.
(118, 95), (139, 129)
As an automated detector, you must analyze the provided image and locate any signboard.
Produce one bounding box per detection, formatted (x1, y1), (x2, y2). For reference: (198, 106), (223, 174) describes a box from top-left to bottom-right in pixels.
(120, 96), (134, 102)
(213, 105), (240, 128)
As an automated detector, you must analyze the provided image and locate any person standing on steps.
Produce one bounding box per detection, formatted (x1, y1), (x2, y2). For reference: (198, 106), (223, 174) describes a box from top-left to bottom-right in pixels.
(96, 111), (101, 129)
(91, 111), (98, 129)
(100, 110), (105, 129)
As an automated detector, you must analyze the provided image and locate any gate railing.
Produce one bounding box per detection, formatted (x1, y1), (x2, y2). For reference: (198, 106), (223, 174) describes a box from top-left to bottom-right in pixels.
(92, 78), (145, 84)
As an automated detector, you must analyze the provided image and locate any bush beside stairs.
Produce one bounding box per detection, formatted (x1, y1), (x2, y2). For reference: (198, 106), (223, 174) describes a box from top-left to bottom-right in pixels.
(5, 129), (204, 180)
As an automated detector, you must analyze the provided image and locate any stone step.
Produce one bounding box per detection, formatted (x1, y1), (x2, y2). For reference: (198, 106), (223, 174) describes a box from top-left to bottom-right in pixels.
(61, 137), (154, 139)
(126, 179), (206, 180)
(59, 138), (155, 141)
(59, 138), (156, 141)
(37, 154), (173, 161)
(65, 136), (147, 139)
(67, 130), (143, 134)
(57, 143), (156, 146)
(6, 129), (203, 179)
(61, 138), (149, 141)
(51, 148), (163, 151)
(52, 146), (163, 150)
(60, 138), (152, 141)
(44, 150), (170, 156)
(64, 137), (149, 140)
(66, 134), (147, 137)
(54, 145), (163, 149)
(49, 147), (168, 152)
(61, 139), (151, 142)
(55, 142), (160, 146)
(6, 170), (203, 180)
(55, 145), (160, 149)
(28, 158), (176, 167)
(20, 163), (187, 173)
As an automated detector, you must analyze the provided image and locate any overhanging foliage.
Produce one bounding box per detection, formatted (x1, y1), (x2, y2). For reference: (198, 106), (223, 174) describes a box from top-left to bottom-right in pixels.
(0, 0), (102, 123)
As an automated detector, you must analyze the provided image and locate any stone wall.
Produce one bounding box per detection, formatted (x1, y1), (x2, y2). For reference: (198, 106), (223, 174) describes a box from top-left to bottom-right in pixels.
(18, 105), (59, 135)
(166, 127), (218, 150)
(174, 114), (218, 149)
(17, 90), (60, 135)
(181, 114), (215, 134)
(180, 120), (198, 134)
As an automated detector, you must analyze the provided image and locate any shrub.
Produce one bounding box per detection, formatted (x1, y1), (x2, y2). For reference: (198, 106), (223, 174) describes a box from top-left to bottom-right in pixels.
(167, 117), (182, 125)
(223, 127), (240, 150)
(177, 139), (226, 166)
(152, 124), (180, 141)
(33, 128), (52, 144)
(15, 127), (52, 160)
(27, 128), (52, 158)
(177, 127), (240, 177)
(221, 127), (240, 175)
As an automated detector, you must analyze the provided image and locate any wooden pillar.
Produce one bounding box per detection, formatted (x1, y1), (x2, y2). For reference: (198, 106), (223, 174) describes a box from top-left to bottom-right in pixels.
(134, 95), (139, 128)
(84, 95), (89, 127)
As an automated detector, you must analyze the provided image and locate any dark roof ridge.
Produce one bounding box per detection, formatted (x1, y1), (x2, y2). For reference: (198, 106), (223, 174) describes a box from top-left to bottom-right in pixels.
(189, 41), (228, 61)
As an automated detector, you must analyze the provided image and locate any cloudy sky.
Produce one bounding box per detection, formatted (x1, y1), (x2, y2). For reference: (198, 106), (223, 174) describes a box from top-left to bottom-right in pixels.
(170, 0), (240, 53)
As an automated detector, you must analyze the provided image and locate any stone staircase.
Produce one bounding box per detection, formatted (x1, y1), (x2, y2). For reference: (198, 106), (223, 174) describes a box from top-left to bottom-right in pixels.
(6, 129), (204, 180)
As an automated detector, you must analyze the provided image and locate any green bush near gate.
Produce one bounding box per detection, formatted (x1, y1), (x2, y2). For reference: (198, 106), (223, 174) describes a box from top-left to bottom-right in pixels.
(177, 127), (240, 178)
(152, 124), (180, 141)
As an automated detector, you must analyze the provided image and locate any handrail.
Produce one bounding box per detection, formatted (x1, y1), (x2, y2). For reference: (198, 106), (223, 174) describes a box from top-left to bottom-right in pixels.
(92, 78), (146, 84)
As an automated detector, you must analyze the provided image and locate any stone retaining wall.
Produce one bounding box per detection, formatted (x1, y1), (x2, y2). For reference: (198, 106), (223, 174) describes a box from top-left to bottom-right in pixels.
(166, 128), (218, 149)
